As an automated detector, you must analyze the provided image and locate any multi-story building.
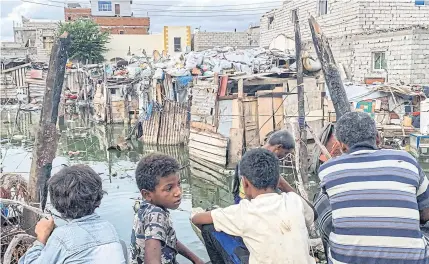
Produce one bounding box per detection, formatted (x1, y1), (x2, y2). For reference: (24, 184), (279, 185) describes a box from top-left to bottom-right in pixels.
(259, 0), (429, 85)
(64, 1), (150, 35)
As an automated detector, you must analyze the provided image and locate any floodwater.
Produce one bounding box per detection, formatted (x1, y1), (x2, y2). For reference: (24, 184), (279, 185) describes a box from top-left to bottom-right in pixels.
(1, 109), (428, 263)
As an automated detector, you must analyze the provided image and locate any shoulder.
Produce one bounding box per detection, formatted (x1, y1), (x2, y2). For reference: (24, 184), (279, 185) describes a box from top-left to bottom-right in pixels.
(137, 202), (169, 221)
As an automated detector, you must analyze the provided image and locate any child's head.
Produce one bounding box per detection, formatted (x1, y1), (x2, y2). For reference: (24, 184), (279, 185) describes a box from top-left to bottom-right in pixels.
(135, 153), (181, 209)
(48, 165), (105, 219)
(239, 148), (280, 199)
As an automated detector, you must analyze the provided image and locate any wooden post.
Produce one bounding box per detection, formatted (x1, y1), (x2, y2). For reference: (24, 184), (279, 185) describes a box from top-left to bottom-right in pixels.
(24, 32), (70, 230)
(308, 16), (351, 120)
(238, 78), (246, 159)
(293, 10), (308, 184)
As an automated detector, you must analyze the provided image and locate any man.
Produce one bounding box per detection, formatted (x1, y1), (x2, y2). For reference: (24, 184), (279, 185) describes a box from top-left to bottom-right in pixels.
(232, 130), (296, 204)
(319, 112), (429, 263)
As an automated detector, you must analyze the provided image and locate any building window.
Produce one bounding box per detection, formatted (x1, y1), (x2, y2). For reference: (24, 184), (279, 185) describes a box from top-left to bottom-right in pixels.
(119, 30), (125, 34)
(98, 1), (112, 11)
(291, 9), (297, 24)
(174, 37), (181, 52)
(268, 16), (274, 30)
(67, 16), (71, 21)
(111, 89), (117, 95)
(318, 0), (328, 16)
(373, 52), (387, 70)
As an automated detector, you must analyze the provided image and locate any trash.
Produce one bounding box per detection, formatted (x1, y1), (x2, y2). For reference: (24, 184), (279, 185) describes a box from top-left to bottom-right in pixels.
(68, 151), (80, 156)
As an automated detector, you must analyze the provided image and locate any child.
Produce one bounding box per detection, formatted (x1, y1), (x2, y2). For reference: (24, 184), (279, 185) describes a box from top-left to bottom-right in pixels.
(192, 148), (315, 264)
(130, 153), (204, 264)
(19, 165), (126, 264)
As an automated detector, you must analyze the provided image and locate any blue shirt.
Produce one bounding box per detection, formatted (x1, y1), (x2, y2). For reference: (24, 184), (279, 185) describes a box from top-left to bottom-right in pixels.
(19, 213), (126, 264)
(319, 148), (429, 264)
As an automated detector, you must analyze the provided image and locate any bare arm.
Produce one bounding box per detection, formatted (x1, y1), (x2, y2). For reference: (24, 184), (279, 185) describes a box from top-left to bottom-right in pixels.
(421, 208), (429, 224)
(177, 241), (204, 264)
(278, 177), (295, 193)
(191, 211), (213, 226)
(144, 239), (162, 264)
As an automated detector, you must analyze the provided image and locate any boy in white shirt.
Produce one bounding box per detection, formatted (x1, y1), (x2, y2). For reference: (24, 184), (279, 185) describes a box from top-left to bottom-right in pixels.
(192, 148), (315, 264)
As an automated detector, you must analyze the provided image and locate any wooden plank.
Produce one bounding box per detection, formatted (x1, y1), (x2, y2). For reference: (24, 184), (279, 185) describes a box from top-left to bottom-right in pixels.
(190, 121), (217, 133)
(189, 159), (226, 183)
(189, 133), (228, 148)
(190, 128), (228, 141)
(243, 77), (293, 86)
(228, 128), (241, 167)
(189, 147), (226, 166)
(188, 140), (227, 156)
(0, 63), (31, 73)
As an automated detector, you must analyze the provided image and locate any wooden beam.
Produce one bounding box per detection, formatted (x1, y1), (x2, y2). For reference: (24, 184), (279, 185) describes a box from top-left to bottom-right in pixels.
(243, 77), (294, 86)
(25, 32), (70, 231)
(0, 63), (31, 74)
(238, 78), (246, 159)
(294, 9), (309, 185)
(308, 16), (350, 120)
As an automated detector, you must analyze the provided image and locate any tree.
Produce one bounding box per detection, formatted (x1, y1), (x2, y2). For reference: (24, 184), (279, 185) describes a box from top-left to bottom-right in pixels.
(58, 19), (109, 64)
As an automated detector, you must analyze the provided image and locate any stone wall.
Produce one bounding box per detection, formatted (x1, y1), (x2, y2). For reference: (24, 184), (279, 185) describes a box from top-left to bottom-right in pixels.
(259, 0), (429, 85)
(194, 27), (260, 51)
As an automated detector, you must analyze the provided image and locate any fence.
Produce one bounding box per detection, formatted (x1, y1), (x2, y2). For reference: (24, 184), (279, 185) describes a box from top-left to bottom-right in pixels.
(140, 100), (189, 145)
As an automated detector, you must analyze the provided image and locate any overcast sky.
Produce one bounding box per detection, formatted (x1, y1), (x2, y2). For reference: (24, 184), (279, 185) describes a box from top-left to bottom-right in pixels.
(0, 0), (283, 41)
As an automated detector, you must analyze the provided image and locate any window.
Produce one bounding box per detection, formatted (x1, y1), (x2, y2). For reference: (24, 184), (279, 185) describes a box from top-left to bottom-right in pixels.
(291, 9), (298, 24)
(318, 0), (328, 16)
(67, 16), (71, 21)
(111, 89), (117, 95)
(119, 30), (125, 34)
(268, 16), (274, 30)
(174, 37), (181, 52)
(98, 1), (112, 11)
(373, 52), (387, 70)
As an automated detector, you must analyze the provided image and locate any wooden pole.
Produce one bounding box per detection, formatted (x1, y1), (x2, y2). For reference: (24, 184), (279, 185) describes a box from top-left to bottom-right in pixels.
(24, 32), (70, 230)
(238, 78), (246, 159)
(293, 10), (308, 184)
(306, 123), (332, 159)
(308, 16), (351, 120)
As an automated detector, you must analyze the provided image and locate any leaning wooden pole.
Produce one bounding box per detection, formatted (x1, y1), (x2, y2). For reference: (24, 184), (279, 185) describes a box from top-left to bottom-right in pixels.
(308, 16), (351, 119)
(24, 33), (70, 229)
(293, 10), (309, 185)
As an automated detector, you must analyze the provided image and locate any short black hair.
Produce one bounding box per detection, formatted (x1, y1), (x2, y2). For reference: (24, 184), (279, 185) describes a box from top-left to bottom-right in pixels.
(336, 111), (377, 148)
(48, 165), (105, 219)
(239, 148), (279, 190)
(267, 130), (295, 150)
(135, 153), (180, 192)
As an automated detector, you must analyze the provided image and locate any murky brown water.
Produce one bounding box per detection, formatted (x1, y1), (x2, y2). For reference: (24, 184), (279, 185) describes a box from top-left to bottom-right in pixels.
(1, 109), (428, 262)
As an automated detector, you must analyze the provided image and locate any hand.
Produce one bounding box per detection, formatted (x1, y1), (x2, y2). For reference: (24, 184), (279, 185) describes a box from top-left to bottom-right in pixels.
(35, 216), (55, 245)
(192, 258), (206, 264)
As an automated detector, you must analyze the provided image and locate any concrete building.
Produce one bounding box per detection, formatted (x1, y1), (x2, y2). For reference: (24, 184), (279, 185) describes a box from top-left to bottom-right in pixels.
(193, 26), (260, 51)
(1, 17), (58, 62)
(104, 26), (191, 60)
(64, 1), (150, 35)
(259, 0), (429, 85)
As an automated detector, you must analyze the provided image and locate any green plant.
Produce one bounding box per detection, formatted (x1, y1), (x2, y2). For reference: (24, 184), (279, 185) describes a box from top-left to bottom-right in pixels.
(58, 19), (110, 64)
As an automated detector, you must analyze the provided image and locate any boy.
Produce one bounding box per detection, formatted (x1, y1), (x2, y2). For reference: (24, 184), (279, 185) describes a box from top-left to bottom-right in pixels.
(19, 165), (126, 264)
(192, 148), (315, 264)
(131, 153), (204, 264)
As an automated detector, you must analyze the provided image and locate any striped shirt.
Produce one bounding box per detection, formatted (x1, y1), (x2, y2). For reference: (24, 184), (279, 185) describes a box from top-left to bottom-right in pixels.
(319, 148), (429, 264)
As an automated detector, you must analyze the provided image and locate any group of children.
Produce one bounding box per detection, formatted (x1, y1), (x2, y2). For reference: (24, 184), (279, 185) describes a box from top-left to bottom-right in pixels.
(19, 130), (316, 264)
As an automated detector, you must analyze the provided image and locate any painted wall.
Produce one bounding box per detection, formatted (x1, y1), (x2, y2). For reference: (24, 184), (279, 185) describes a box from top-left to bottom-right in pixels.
(104, 34), (163, 60)
(164, 26), (191, 55)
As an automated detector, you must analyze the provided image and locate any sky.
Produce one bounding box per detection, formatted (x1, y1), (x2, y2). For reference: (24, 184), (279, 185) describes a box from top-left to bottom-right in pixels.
(0, 0), (283, 41)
